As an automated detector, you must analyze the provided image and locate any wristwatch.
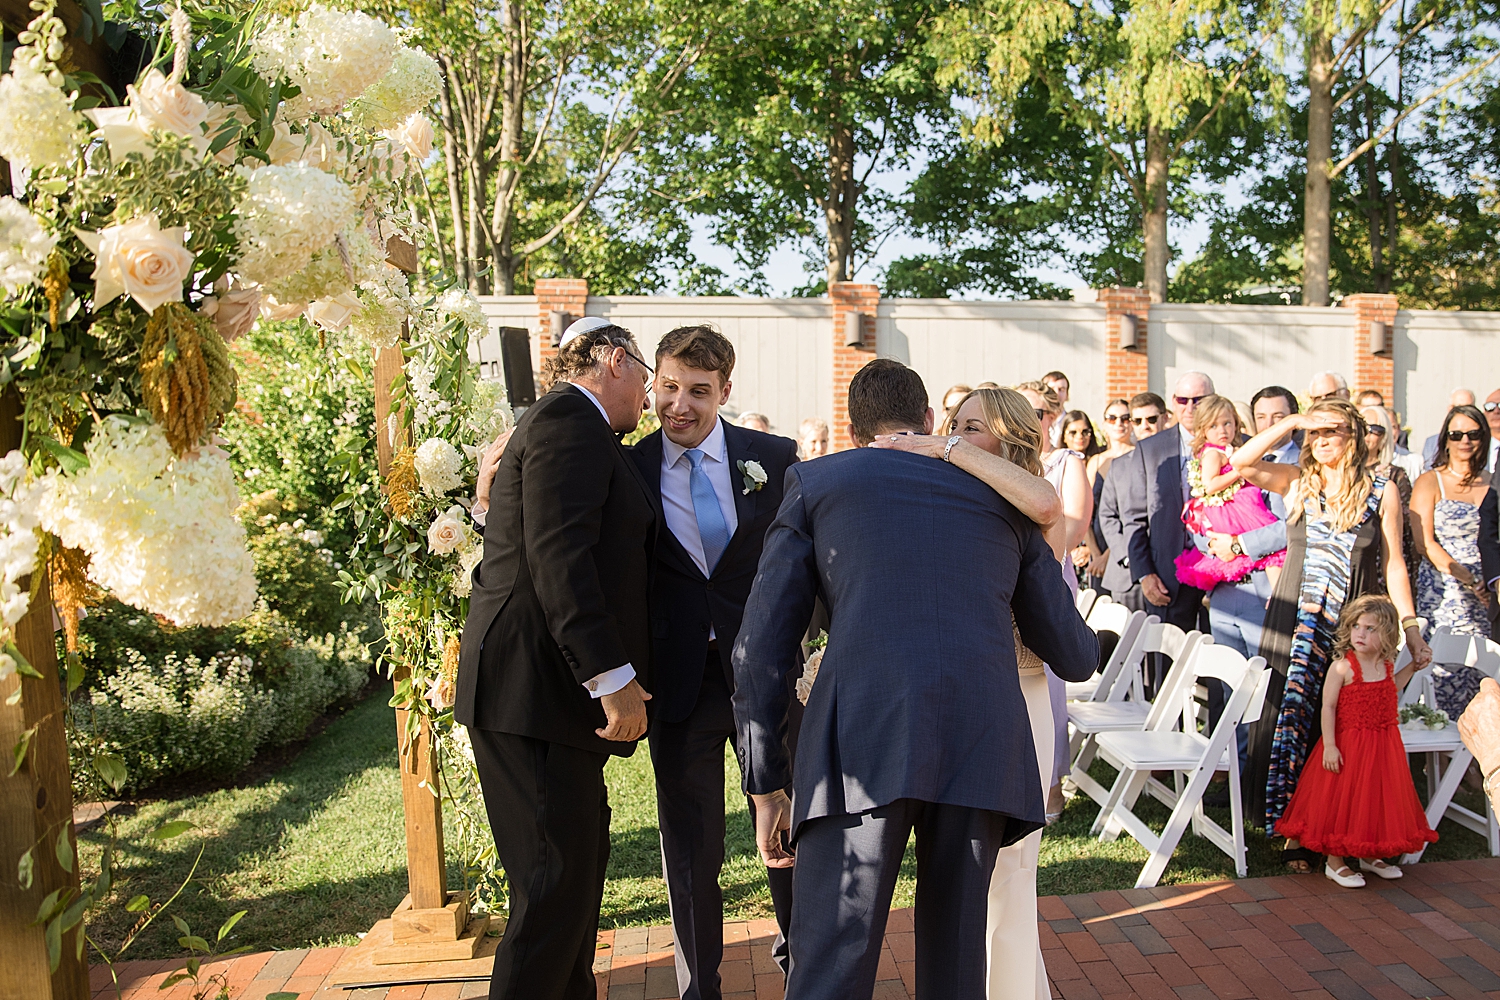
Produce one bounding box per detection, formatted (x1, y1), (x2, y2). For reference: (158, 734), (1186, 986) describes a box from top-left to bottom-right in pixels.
(943, 435), (962, 463)
(1229, 537), (1243, 557)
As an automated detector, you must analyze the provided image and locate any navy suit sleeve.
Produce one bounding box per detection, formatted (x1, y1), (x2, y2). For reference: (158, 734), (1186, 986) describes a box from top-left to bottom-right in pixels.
(731, 465), (817, 796)
(1012, 522), (1100, 682)
(1098, 462), (1124, 557)
(1480, 486), (1500, 588)
(1122, 443), (1156, 582)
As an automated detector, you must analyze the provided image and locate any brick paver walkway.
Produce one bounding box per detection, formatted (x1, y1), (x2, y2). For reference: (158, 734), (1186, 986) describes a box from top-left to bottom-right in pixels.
(91, 858), (1500, 1000)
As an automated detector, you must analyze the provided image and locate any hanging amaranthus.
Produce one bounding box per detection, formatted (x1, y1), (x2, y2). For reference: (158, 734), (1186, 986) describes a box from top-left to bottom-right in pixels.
(139, 302), (236, 453)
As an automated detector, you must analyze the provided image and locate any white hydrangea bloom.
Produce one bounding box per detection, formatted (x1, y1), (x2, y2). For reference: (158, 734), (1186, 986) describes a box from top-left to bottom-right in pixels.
(348, 48), (441, 130)
(233, 163), (355, 285)
(251, 5), (398, 117)
(451, 542), (482, 598)
(414, 437), (463, 495)
(0, 450), (43, 629)
(347, 265), (411, 349)
(37, 420), (258, 627)
(0, 62), (80, 171)
(0, 198), (56, 296)
(263, 227), (380, 306)
(438, 287), (488, 341)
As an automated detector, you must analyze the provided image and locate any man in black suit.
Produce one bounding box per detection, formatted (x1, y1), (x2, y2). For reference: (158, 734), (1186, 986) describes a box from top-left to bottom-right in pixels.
(628, 326), (802, 1000)
(733, 360), (1098, 999)
(455, 321), (657, 1000)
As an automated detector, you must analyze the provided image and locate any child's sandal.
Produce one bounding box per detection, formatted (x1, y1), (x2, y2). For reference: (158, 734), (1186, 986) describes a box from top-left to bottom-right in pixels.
(1325, 863), (1366, 888)
(1358, 859), (1403, 880)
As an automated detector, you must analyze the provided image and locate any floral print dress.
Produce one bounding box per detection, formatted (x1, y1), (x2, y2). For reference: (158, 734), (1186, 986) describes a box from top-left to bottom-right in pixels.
(1416, 473), (1489, 718)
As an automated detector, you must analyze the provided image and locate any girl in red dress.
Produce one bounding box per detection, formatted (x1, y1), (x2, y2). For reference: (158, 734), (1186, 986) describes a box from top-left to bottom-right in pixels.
(1276, 594), (1438, 887)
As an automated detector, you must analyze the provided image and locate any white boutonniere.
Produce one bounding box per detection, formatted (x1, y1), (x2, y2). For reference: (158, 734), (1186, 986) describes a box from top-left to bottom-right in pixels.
(737, 459), (768, 495)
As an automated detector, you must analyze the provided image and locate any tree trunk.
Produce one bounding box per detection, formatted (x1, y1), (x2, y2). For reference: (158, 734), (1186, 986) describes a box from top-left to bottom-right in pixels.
(824, 120), (856, 286)
(491, 0), (525, 295)
(1362, 49), (1384, 291)
(1142, 123), (1169, 302)
(437, 68), (469, 290)
(1302, 22), (1336, 306)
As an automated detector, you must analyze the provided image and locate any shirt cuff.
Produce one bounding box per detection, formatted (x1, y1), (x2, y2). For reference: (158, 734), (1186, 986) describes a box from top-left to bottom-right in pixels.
(470, 501), (487, 527)
(584, 663), (635, 699)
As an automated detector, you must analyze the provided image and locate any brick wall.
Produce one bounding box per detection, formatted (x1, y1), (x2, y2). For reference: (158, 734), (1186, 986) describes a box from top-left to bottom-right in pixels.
(1343, 293), (1398, 404)
(534, 278), (589, 378)
(1099, 287), (1151, 401)
(829, 282), (881, 450)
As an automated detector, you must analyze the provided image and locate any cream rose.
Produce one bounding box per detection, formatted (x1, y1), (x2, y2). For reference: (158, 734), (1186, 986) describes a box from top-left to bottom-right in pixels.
(427, 506), (466, 554)
(264, 121), (302, 166)
(201, 284), (261, 342)
(203, 101), (245, 165)
(305, 291), (361, 331)
(84, 106), (153, 160)
(129, 69), (209, 143)
(76, 214), (194, 314)
(385, 113), (433, 161)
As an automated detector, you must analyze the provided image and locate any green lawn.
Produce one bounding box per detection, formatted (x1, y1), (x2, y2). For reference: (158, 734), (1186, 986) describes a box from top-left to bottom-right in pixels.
(80, 690), (1497, 959)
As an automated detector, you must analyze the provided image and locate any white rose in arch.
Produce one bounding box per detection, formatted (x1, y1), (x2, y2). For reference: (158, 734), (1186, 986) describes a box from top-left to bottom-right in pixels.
(76, 213), (194, 314)
(129, 69), (209, 144)
(200, 284), (261, 342)
(385, 113), (433, 161)
(83, 106), (153, 160)
(305, 291), (361, 332)
(427, 506), (466, 555)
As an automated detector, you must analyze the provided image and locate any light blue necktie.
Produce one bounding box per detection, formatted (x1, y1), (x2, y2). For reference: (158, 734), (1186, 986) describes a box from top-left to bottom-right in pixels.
(685, 448), (730, 572)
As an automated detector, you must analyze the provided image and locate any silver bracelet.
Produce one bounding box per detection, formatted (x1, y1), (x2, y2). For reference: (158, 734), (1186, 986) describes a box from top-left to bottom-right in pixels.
(943, 434), (961, 463)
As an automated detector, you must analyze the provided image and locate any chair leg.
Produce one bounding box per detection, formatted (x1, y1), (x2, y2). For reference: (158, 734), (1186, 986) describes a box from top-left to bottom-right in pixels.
(1137, 766), (1214, 888)
(1229, 759), (1247, 878)
(1097, 767), (1150, 841)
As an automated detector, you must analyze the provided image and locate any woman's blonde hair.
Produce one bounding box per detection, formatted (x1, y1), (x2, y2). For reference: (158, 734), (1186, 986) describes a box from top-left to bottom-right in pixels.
(1332, 593), (1402, 664)
(1188, 395), (1242, 454)
(945, 387), (1044, 475)
(1287, 399), (1373, 533)
(1360, 405), (1394, 469)
(1014, 379), (1063, 415)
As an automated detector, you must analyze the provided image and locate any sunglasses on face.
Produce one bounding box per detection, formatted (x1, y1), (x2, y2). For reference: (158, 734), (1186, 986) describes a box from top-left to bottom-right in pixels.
(1365, 425), (1387, 438)
(1103, 412), (1129, 424)
(1448, 429), (1485, 442)
(1484, 402), (1500, 413)
(1034, 408), (1049, 421)
(1174, 394), (1208, 407)
(1132, 414), (1161, 426)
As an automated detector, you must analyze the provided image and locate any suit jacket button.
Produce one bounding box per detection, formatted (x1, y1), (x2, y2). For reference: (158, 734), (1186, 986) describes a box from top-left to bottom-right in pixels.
(700, 624), (709, 632)
(706, 582), (714, 591)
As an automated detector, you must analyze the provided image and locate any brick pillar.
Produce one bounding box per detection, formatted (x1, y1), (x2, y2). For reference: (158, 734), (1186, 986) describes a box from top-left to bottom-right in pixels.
(1343, 292), (1398, 404)
(534, 278), (589, 374)
(829, 281), (881, 451)
(1099, 286), (1151, 401)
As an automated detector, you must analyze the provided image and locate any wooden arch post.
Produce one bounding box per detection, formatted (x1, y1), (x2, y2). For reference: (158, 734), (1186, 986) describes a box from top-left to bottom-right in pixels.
(328, 238), (495, 985)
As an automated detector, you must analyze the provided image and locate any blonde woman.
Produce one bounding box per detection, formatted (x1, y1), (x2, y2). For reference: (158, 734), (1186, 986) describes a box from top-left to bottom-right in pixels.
(1231, 399), (1432, 872)
(872, 386), (1063, 1000)
(1362, 404), (1419, 573)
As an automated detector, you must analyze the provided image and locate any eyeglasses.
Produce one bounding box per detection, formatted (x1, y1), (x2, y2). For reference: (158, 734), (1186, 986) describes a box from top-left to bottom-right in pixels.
(1365, 425), (1387, 438)
(1174, 394), (1208, 407)
(1034, 408), (1049, 421)
(1447, 429), (1485, 442)
(1132, 414), (1161, 426)
(1103, 413), (1128, 423)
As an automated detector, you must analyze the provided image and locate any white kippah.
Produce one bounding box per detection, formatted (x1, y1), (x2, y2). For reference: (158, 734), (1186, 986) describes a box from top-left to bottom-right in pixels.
(559, 315), (613, 348)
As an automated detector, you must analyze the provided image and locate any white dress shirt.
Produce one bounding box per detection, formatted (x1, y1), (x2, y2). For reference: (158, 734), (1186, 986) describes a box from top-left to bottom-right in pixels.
(661, 418), (739, 641)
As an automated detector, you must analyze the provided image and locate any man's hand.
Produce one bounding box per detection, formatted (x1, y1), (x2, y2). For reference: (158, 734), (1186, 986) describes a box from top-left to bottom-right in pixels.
(1141, 573), (1171, 607)
(750, 789), (795, 868)
(596, 680), (651, 742)
(474, 428), (514, 511)
(1459, 677), (1500, 780)
(1206, 532), (1238, 562)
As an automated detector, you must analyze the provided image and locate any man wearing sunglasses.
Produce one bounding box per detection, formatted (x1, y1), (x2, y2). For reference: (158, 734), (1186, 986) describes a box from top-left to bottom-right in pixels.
(1097, 392), (1165, 608)
(456, 316), (658, 1000)
(1308, 370), (1351, 403)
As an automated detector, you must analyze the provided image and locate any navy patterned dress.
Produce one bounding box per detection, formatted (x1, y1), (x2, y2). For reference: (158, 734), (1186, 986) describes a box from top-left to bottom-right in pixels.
(1246, 477), (1389, 833)
(1416, 474), (1489, 717)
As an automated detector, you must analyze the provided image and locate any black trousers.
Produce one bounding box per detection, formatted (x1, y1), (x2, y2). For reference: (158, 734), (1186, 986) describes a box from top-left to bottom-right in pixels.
(650, 648), (794, 1000)
(470, 729), (610, 1000)
(786, 800), (1013, 1000)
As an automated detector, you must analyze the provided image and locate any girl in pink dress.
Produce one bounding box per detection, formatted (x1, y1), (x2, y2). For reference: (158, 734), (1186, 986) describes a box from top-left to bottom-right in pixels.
(1176, 395), (1286, 591)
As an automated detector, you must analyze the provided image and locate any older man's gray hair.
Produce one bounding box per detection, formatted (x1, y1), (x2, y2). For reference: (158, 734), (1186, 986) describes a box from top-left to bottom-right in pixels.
(544, 323), (645, 384)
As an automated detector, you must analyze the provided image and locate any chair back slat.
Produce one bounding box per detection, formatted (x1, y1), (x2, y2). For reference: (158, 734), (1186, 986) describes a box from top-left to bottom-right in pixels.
(1092, 611), (1153, 704)
(1075, 588), (1098, 618)
(1086, 600), (1131, 635)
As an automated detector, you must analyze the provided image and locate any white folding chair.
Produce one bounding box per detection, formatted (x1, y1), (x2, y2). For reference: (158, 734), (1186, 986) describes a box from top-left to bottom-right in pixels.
(1399, 628), (1500, 862)
(1067, 620), (1197, 810)
(1075, 587), (1099, 618)
(1066, 601), (1136, 702)
(1091, 643), (1269, 887)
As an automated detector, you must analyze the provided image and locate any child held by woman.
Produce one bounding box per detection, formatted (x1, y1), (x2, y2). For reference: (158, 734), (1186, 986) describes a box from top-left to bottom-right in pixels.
(1275, 594), (1438, 887)
(1174, 394), (1286, 591)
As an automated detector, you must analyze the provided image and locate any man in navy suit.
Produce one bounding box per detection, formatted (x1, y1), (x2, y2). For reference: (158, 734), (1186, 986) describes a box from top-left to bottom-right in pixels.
(629, 326), (802, 1000)
(732, 360), (1098, 999)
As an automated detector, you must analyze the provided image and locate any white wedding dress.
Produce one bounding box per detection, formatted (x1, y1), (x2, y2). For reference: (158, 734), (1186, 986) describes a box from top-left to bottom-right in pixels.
(985, 626), (1053, 1000)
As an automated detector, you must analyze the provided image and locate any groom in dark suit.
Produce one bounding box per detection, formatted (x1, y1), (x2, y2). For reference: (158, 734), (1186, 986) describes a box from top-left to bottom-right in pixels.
(629, 325), (802, 1000)
(455, 321), (657, 1000)
(732, 359), (1098, 999)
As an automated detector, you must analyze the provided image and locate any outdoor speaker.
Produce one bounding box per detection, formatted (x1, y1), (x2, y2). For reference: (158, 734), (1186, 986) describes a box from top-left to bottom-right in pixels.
(549, 310), (572, 347)
(1368, 320), (1390, 356)
(1119, 313), (1139, 350)
(499, 326), (537, 408)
